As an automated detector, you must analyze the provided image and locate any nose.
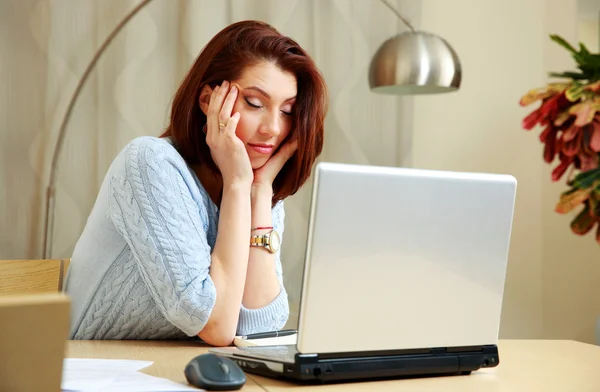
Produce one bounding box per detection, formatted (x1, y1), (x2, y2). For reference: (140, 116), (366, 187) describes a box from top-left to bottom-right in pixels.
(260, 112), (281, 137)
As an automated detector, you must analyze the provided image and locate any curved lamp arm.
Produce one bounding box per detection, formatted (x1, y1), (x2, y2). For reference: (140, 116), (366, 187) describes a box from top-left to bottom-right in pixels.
(42, 0), (155, 258)
(379, 0), (416, 32)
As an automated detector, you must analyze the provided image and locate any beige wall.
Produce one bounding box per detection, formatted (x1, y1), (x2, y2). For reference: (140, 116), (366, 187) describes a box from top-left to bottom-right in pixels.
(410, 0), (600, 343)
(578, 0), (600, 51)
(579, 20), (599, 52)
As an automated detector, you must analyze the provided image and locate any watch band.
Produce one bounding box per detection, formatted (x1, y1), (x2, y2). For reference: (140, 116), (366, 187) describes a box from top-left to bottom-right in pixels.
(250, 229), (280, 253)
(250, 234), (268, 247)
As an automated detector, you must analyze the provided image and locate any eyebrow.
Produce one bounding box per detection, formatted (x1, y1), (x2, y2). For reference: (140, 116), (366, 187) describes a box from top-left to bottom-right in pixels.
(244, 85), (296, 102)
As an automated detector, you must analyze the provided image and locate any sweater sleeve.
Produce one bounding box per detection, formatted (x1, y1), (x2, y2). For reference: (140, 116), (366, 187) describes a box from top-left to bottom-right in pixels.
(107, 137), (217, 336)
(236, 201), (290, 335)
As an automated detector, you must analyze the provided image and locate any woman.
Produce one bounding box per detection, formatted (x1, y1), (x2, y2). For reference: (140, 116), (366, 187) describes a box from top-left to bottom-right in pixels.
(64, 20), (328, 346)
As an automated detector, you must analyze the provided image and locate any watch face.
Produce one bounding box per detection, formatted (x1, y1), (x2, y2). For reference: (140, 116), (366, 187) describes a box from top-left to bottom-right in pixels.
(269, 230), (281, 253)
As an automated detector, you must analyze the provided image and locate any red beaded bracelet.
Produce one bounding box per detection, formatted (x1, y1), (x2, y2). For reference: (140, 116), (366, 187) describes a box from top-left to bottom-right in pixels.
(251, 226), (273, 231)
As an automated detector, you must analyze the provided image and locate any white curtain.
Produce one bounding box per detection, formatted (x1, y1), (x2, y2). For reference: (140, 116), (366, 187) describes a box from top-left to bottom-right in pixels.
(1, 0), (415, 327)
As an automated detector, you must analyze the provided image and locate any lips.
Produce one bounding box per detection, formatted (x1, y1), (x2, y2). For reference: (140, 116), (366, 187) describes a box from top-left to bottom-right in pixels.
(248, 143), (274, 155)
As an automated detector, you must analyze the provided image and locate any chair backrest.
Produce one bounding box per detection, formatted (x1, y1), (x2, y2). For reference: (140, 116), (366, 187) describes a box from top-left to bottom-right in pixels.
(0, 259), (70, 295)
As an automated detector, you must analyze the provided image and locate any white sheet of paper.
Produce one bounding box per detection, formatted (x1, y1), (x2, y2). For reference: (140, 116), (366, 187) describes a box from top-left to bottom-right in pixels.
(77, 371), (202, 392)
(61, 358), (153, 391)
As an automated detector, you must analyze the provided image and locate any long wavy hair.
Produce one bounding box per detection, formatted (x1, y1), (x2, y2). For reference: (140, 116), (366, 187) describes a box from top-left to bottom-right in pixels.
(161, 20), (328, 204)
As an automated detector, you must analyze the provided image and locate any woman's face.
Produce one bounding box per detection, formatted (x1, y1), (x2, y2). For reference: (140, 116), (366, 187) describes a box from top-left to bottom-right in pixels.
(230, 62), (297, 169)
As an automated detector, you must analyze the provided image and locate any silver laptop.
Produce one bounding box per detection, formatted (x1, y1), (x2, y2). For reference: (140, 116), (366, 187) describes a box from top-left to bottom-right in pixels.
(210, 162), (517, 382)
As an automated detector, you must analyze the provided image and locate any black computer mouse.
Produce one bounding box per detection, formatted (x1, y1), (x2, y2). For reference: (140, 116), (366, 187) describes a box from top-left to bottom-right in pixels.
(184, 353), (246, 391)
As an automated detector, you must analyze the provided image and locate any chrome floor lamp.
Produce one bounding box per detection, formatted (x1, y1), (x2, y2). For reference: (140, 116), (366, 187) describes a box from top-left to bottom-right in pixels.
(41, 0), (461, 258)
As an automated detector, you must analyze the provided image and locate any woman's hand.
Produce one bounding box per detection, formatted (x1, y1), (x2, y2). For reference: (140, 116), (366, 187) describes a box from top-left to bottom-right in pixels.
(205, 81), (253, 187)
(252, 138), (299, 192)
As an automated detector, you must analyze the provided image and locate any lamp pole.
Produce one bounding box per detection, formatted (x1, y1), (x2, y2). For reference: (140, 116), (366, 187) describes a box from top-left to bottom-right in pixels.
(42, 0), (156, 258)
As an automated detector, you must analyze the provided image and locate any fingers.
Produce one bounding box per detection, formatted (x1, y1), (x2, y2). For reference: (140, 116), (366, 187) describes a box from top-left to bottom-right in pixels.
(219, 85), (238, 129)
(267, 139), (298, 173)
(276, 139), (299, 161)
(207, 81), (230, 140)
(224, 112), (241, 136)
(205, 85), (219, 140)
(285, 139), (299, 158)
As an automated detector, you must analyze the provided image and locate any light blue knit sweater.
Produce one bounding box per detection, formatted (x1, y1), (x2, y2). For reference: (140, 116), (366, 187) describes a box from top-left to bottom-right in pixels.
(64, 136), (289, 340)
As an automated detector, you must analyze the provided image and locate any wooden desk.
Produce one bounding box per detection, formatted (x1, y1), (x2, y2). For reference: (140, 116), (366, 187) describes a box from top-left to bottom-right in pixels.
(66, 340), (265, 391)
(67, 340), (600, 391)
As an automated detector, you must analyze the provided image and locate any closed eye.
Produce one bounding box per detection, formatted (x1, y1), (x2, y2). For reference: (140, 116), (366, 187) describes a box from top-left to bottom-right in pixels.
(245, 97), (293, 116)
(244, 97), (262, 109)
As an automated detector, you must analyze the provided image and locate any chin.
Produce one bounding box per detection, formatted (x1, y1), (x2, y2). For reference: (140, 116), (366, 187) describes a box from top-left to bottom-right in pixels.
(251, 158), (269, 170)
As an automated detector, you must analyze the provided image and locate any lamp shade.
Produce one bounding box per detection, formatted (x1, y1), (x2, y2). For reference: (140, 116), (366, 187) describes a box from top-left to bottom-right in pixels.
(369, 31), (461, 95)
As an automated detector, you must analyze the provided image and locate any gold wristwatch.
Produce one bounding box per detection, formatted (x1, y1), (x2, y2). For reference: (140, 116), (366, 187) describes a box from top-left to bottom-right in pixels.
(250, 230), (281, 253)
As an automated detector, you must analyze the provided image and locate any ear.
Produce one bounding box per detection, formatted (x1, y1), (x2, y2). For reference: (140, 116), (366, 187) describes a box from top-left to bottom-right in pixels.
(198, 84), (213, 115)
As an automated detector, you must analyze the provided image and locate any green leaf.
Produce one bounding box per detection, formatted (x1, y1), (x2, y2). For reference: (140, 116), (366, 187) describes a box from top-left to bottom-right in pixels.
(577, 65), (600, 78)
(572, 43), (599, 68)
(580, 42), (592, 56)
(550, 34), (578, 54)
(586, 54), (600, 68)
(549, 71), (589, 80)
(572, 51), (592, 68)
(571, 169), (600, 189)
(566, 82), (587, 101)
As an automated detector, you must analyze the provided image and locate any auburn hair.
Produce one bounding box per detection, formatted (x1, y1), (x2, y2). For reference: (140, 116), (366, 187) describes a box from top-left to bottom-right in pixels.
(161, 20), (328, 205)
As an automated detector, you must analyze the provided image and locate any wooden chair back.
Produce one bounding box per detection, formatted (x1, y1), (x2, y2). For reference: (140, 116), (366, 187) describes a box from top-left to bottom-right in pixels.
(0, 259), (70, 295)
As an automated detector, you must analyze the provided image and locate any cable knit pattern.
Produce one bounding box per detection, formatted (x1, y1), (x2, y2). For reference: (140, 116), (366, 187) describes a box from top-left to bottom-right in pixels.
(65, 136), (289, 339)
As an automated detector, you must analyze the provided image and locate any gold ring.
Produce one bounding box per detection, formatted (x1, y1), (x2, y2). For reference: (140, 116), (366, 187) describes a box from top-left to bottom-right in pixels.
(219, 121), (227, 130)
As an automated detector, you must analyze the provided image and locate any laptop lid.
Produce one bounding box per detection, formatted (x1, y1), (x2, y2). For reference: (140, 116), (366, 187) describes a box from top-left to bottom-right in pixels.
(296, 162), (517, 354)
(0, 293), (70, 392)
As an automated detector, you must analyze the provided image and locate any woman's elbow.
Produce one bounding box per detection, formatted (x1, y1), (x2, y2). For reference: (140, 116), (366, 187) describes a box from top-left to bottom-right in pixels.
(199, 332), (234, 347)
(197, 321), (235, 347)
